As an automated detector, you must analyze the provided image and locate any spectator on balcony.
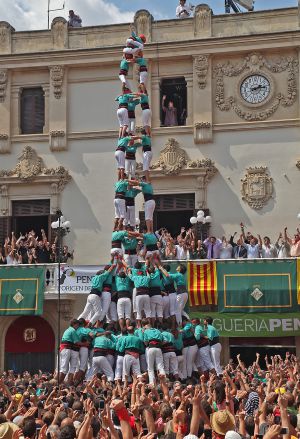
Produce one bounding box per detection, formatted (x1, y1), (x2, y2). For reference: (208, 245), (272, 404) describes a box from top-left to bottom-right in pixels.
(188, 239), (207, 259)
(162, 95), (178, 127)
(164, 240), (176, 260)
(156, 241), (166, 260)
(203, 236), (222, 259)
(243, 235), (261, 259)
(275, 231), (290, 258)
(175, 236), (188, 260)
(0, 245), (6, 264)
(4, 234), (20, 265)
(230, 233), (247, 259)
(176, 0), (195, 18)
(284, 227), (300, 257)
(68, 10), (82, 28)
(35, 230), (51, 264)
(61, 245), (74, 263)
(219, 236), (233, 259)
(261, 236), (278, 258)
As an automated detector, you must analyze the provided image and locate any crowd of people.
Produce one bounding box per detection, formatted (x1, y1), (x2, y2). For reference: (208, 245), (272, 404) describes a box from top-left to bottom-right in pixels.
(0, 353), (299, 439)
(0, 230), (74, 265)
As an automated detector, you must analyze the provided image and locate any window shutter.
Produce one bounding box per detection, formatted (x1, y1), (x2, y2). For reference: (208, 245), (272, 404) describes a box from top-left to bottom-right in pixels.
(12, 200), (50, 216)
(153, 194), (194, 211)
(0, 216), (10, 246)
(21, 88), (45, 134)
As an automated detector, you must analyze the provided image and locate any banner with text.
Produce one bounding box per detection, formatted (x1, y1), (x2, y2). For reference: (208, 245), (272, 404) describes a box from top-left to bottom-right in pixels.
(0, 266), (44, 315)
(58, 265), (104, 293)
(189, 311), (300, 337)
(217, 260), (298, 313)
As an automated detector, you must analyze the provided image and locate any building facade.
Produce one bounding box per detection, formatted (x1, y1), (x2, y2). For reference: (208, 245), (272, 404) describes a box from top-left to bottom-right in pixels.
(1, 5), (300, 370)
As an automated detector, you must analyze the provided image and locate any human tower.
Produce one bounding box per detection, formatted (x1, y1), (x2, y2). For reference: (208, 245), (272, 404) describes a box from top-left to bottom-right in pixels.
(58, 30), (222, 386)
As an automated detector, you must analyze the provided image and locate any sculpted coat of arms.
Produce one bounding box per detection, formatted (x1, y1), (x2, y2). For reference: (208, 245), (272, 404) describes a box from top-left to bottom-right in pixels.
(241, 166), (273, 209)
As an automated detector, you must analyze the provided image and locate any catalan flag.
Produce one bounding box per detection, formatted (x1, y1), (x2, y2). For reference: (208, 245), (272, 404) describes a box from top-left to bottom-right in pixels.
(297, 259), (300, 304)
(188, 261), (217, 306)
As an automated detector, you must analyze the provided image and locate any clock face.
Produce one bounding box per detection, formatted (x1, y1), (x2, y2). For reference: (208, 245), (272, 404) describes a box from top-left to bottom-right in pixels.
(240, 75), (271, 104)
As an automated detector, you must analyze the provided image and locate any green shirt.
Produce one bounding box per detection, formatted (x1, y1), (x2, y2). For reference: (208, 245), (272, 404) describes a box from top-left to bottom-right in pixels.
(76, 327), (92, 342)
(91, 271), (109, 291)
(115, 93), (134, 105)
(143, 233), (157, 246)
(194, 324), (206, 341)
(123, 334), (144, 352)
(206, 324), (219, 340)
(116, 336), (126, 354)
(93, 335), (115, 350)
(182, 323), (194, 340)
(128, 273), (150, 288)
(168, 272), (186, 287)
(115, 180), (129, 193)
(117, 136), (131, 148)
(143, 328), (163, 343)
(115, 275), (132, 292)
(120, 59), (129, 71)
(136, 57), (147, 67)
(161, 331), (175, 346)
(141, 135), (151, 148)
(126, 144), (138, 154)
(62, 326), (80, 344)
(173, 333), (183, 351)
(140, 94), (149, 105)
(128, 99), (140, 112)
(149, 268), (164, 289)
(123, 236), (138, 251)
(125, 187), (140, 199)
(140, 181), (153, 195)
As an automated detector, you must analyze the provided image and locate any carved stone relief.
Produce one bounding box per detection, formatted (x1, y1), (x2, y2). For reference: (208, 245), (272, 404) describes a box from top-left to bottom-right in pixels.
(194, 4), (212, 37)
(50, 66), (64, 99)
(49, 130), (66, 152)
(194, 122), (212, 144)
(296, 160), (300, 170)
(0, 133), (10, 154)
(213, 52), (298, 121)
(51, 17), (68, 50)
(134, 10), (153, 43)
(241, 166), (273, 209)
(194, 55), (209, 89)
(0, 69), (7, 102)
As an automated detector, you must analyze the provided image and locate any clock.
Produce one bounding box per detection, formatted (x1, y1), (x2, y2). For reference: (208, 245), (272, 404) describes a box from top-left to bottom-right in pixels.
(240, 74), (271, 104)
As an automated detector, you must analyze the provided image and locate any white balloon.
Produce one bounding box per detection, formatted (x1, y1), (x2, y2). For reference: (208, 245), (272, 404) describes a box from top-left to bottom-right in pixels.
(297, 213), (300, 220)
(205, 216), (212, 223)
(202, 218), (206, 224)
(197, 210), (205, 217)
(63, 220), (71, 229)
(51, 221), (59, 229)
(197, 216), (204, 223)
(190, 216), (197, 225)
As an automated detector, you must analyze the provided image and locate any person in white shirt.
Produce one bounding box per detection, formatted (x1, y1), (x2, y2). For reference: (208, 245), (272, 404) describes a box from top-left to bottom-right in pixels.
(275, 232), (290, 258)
(176, 0), (194, 19)
(219, 237), (233, 259)
(175, 238), (188, 260)
(244, 236), (261, 259)
(261, 236), (278, 259)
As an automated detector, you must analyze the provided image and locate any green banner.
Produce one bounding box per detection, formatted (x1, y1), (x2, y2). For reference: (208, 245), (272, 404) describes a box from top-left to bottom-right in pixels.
(189, 312), (300, 337)
(0, 267), (45, 315)
(217, 260), (298, 313)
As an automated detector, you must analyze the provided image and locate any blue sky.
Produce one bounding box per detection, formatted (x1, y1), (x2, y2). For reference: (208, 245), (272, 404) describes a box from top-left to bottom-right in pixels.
(0, 0), (297, 31)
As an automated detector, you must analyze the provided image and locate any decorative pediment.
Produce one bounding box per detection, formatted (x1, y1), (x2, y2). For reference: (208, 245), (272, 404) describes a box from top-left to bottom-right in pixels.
(241, 166), (273, 209)
(0, 146), (71, 216)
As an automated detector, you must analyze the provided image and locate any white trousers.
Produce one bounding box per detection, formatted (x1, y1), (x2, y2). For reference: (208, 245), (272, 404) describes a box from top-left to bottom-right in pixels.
(115, 355), (124, 380)
(144, 199), (155, 221)
(143, 151), (153, 171)
(60, 349), (79, 374)
(125, 205), (136, 227)
(169, 293), (177, 317)
(142, 108), (151, 127)
(114, 198), (126, 219)
(139, 71), (148, 85)
(177, 355), (185, 380)
(175, 292), (189, 325)
(100, 291), (111, 321)
(117, 108), (129, 127)
(124, 253), (138, 267)
(129, 118), (135, 134)
(196, 345), (214, 372)
(78, 293), (102, 325)
(136, 294), (151, 320)
(162, 295), (170, 318)
(77, 346), (89, 372)
(163, 352), (178, 375)
(132, 287), (137, 313)
(92, 356), (114, 381)
(211, 343), (223, 376)
(182, 344), (198, 378)
(150, 295), (163, 318)
(147, 347), (165, 384)
(107, 301), (118, 322)
(118, 74), (131, 89)
(115, 150), (125, 169)
(125, 159), (136, 178)
(117, 297), (132, 319)
(126, 38), (143, 50)
(123, 354), (141, 379)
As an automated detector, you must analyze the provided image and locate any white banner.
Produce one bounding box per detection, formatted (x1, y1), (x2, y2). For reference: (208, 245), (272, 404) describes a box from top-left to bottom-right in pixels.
(58, 265), (105, 293)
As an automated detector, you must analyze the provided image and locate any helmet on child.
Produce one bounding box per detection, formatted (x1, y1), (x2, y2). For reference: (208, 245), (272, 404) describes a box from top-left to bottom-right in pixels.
(139, 34), (146, 43)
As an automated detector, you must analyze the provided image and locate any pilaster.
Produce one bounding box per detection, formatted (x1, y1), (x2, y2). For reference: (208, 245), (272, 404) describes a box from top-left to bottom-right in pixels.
(49, 66), (67, 151)
(0, 69), (11, 153)
(0, 22), (14, 55)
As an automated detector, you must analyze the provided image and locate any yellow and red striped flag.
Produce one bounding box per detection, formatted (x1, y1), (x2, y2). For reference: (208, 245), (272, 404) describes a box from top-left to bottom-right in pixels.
(297, 259), (300, 304)
(188, 261), (217, 306)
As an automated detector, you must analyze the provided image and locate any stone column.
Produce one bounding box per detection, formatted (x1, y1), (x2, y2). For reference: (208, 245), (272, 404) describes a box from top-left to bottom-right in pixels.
(134, 10), (153, 43)
(51, 17), (68, 50)
(186, 74), (193, 126)
(0, 22), (14, 55)
(193, 54), (213, 144)
(0, 69), (11, 153)
(49, 66), (67, 151)
(152, 77), (161, 128)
